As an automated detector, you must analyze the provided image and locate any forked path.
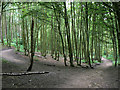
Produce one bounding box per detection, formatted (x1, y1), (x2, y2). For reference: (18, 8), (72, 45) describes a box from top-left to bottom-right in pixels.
(1, 48), (119, 88)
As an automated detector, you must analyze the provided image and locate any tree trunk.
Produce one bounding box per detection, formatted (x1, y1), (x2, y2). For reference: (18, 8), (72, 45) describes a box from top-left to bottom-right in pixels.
(79, 4), (83, 65)
(8, 12), (11, 48)
(85, 2), (92, 68)
(58, 15), (67, 65)
(27, 17), (34, 72)
(64, 2), (74, 67)
(91, 14), (96, 63)
(22, 18), (27, 55)
(15, 24), (19, 51)
(26, 18), (30, 56)
(1, 2), (4, 45)
(50, 14), (54, 58)
(110, 11), (118, 67)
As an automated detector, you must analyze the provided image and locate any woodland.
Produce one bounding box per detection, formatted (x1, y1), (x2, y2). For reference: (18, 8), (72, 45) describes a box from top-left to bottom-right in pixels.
(0, 1), (120, 88)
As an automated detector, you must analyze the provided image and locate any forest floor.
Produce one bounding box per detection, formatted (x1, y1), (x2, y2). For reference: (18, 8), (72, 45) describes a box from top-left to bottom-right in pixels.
(0, 46), (119, 88)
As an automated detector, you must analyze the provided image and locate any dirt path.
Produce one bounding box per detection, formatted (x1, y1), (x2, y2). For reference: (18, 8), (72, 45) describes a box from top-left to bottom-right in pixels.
(0, 48), (119, 88)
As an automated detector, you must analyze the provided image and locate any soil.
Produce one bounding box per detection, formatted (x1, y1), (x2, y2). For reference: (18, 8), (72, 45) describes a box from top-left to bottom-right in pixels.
(0, 47), (119, 88)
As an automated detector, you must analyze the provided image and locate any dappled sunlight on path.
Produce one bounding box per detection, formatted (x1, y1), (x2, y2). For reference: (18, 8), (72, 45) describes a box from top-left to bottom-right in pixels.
(100, 57), (113, 68)
(0, 49), (28, 64)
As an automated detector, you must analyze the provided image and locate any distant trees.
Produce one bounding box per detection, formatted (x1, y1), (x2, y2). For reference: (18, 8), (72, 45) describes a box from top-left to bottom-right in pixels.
(53, 3), (67, 66)
(103, 2), (120, 66)
(1, 2), (119, 71)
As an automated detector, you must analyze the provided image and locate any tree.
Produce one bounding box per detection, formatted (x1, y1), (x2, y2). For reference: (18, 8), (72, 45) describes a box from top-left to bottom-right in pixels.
(63, 2), (74, 67)
(53, 3), (67, 66)
(85, 2), (92, 68)
(27, 17), (34, 71)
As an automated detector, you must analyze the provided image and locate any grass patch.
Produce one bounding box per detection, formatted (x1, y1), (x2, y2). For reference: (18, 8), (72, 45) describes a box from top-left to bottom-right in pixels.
(34, 56), (39, 61)
(93, 60), (100, 63)
(1, 58), (9, 63)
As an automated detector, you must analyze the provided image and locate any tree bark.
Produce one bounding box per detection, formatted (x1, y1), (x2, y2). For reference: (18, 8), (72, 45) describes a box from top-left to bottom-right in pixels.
(112, 2), (120, 65)
(85, 2), (92, 68)
(27, 17), (34, 72)
(1, 2), (4, 45)
(64, 2), (74, 67)
(53, 6), (67, 66)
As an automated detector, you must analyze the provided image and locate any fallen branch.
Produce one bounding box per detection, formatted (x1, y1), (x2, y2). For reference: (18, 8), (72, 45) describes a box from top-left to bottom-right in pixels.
(0, 71), (49, 76)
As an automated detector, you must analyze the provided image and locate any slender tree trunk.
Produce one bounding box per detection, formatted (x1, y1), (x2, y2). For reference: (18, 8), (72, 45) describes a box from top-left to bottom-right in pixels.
(8, 12), (11, 48)
(71, 2), (78, 64)
(97, 25), (101, 62)
(64, 2), (74, 67)
(71, 2), (74, 61)
(73, 2), (78, 64)
(51, 14), (54, 58)
(114, 14), (120, 65)
(79, 4), (83, 65)
(85, 2), (91, 67)
(1, 2), (4, 45)
(27, 17), (34, 72)
(109, 11), (118, 67)
(40, 24), (43, 55)
(15, 24), (19, 51)
(36, 24), (40, 52)
(11, 10), (13, 41)
(26, 18), (30, 56)
(53, 7), (67, 66)
(54, 23), (57, 60)
(22, 18), (27, 55)
(91, 14), (96, 63)
(0, 3), (1, 40)
(1, 11), (4, 45)
(106, 42), (108, 58)
(112, 30), (117, 67)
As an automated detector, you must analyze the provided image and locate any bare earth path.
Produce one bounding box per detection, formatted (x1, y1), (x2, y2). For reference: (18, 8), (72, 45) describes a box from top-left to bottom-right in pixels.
(0, 48), (119, 88)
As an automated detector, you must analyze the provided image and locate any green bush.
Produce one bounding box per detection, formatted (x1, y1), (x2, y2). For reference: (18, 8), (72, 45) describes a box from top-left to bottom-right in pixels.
(19, 45), (24, 52)
(1, 58), (9, 63)
(3, 39), (7, 45)
(12, 38), (17, 43)
(11, 43), (16, 47)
